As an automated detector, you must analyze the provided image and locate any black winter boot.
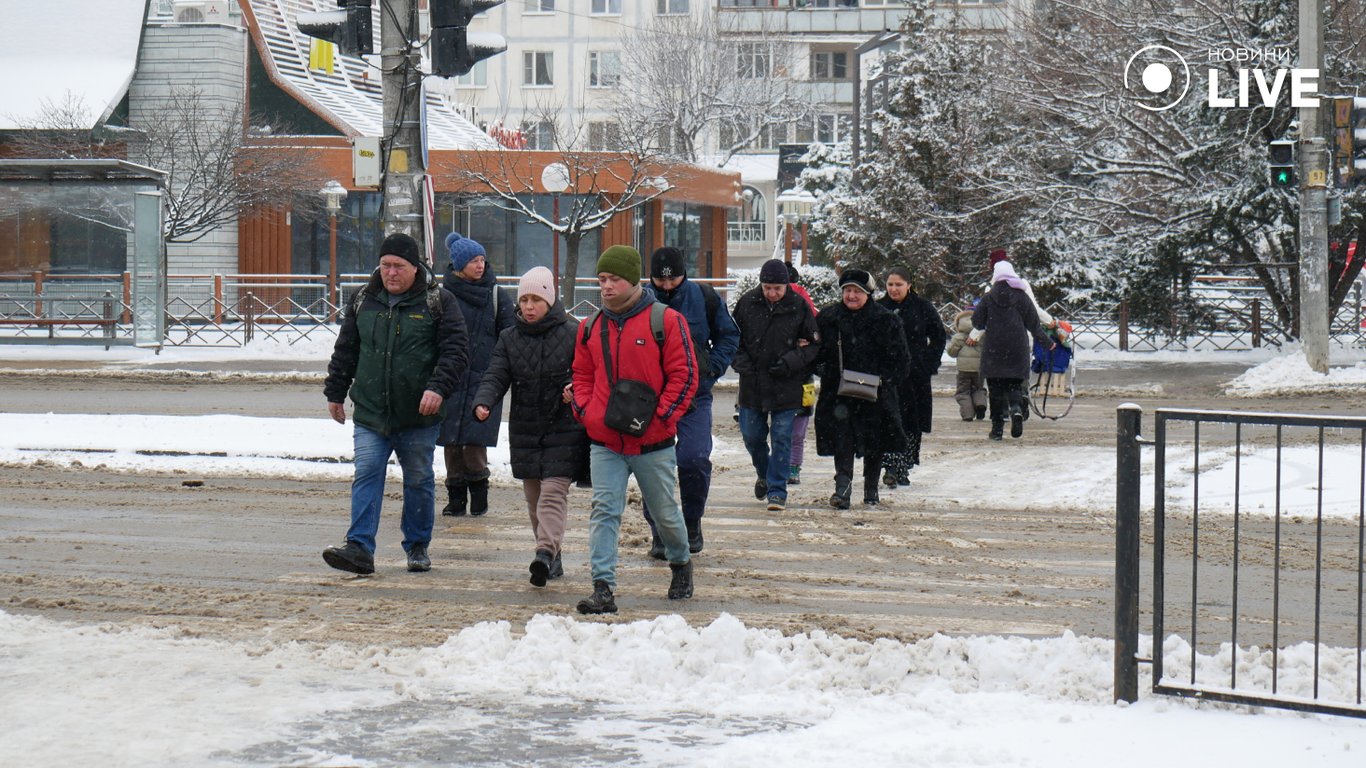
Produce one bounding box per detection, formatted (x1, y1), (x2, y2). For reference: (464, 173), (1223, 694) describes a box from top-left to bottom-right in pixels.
(830, 475), (852, 510)
(989, 421), (1004, 441)
(668, 561), (694, 600)
(549, 552), (564, 580)
(1010, 406), (1025, 438)
(468, 479), (490, 517)
(530, 549), (553, 587)
(441, 481), (468, 517)
(686, 520), (704, 554)
(322, 540), (374, 575)
(864, 482), (880, 506)
(577, 580), (617, 614)
(406, 542), (430, 572)
(648, 533), (666, 561)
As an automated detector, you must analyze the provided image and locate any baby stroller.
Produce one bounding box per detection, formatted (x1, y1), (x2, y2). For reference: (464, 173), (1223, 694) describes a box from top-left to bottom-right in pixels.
(1029, 320), (1075, 420)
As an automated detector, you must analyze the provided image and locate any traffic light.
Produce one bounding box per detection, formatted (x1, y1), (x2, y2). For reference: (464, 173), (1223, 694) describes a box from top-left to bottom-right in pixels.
(1268, 139), (1295, 188)
(430, 0), (508, 78)
(297, 0), (373, 57)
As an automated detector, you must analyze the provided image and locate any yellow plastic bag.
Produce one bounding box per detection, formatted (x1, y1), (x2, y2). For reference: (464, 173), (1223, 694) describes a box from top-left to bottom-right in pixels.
(801, 382), (816, 407)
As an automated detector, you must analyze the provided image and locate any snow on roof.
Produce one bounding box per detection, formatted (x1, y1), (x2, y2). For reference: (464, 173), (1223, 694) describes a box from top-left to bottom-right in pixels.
(244, 0), (494, 150)
(0, 1), (148, 131)
(715, 153), (780, 183)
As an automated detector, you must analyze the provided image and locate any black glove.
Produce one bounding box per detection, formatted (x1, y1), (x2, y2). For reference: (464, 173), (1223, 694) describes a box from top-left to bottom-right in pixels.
(767, 359), (790, 377)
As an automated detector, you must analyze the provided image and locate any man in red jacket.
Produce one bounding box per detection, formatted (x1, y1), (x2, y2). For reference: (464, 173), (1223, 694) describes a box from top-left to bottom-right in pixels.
(570, 245), (698, 613)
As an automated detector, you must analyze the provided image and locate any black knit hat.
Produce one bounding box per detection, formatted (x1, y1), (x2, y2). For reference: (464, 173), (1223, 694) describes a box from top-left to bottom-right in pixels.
(650, 247), (687, 279)
(786, 262), (801, 283)
(759, 259), (789, 284)
(379, 233), (423, 269)
(839, 268), (876, 295)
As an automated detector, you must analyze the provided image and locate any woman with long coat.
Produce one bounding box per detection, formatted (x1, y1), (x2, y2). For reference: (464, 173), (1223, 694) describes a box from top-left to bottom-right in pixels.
(971, 261), (1053, 441)
(472, 267), (585, 586)
(438, 232), (517, 517)
(876, 266), (946, 488)
(813, 269), (912, 509)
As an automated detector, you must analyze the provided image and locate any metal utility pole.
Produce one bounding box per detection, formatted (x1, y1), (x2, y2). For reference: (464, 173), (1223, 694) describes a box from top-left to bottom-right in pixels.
(1299, 0), (1329, 372)
(380, 0), (429, 259)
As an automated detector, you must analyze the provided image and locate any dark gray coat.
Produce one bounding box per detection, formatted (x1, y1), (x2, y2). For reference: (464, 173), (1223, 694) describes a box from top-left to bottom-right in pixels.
(972, 281), (1052, 380)
(730, 286), (821, 412)
(471, 302), (587, 480)
(438, 269), (517, 447)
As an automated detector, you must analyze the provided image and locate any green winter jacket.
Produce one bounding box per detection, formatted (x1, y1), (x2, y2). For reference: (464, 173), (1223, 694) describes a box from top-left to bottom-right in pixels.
(325, 268), (469, 436)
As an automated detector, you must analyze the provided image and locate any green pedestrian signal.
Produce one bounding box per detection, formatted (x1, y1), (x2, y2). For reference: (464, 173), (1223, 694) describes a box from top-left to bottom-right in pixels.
(1268, 139), (1295, 188)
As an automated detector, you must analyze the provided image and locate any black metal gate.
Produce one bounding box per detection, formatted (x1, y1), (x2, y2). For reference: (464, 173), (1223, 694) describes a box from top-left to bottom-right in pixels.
(1116, 406), (1366, 717)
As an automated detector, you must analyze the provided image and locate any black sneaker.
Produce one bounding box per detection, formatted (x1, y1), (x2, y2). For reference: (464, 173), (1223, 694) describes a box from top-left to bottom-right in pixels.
(648, 534), (666, 561)
(323, 540), (375, 575)
(530, 549), (553, 587)
(406, 542), (430, 572)
(754, 478), (768, 500)
(667, 561), (694, 600)
(686, 521), (704, 554)
(577, 580), (618, 614)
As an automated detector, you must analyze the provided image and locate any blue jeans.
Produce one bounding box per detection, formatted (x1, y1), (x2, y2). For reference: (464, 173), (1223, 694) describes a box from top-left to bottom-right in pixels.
(588, 444), (690, 587)
(739, 407), (797, 500)
(346, 423), (439, 555)
(643, 390), (712, 531)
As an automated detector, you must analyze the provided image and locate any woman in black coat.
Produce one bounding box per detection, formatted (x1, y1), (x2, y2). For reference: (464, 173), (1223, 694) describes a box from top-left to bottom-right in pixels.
(877, 266), (947, 488)
(813, 269), (912, 509)
(472, 267), (585, 586)
(971, 261), (1053, 441)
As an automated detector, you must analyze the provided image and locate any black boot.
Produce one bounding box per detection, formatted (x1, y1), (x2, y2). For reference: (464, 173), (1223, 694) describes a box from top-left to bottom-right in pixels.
(648, 533), (666, 561)
(549, 552), (564, 580)
(668, 561), (694, 599)
(829, 475), (852, 510)
(530, 548), (553, 587)
(576, 580), (617, 614)
(441, 481), (467, 517)
(882, 470), (898, 489)
(989, 421), (1004, 441)
(468, 479), (490, 517)
(1010, 406), (1025, 438)
(406, 542), (430, 572)
(974, 404), (987, 420)
(864, 480), (880, 506)
(686, 520), (704, 554)
(322, 540), (374, 575)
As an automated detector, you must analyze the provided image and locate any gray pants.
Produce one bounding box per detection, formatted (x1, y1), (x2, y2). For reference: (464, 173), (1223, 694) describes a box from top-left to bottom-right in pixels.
(522, 476), (571, 556)
(954, 371), (988, 420)
(443, 445), (490, 484)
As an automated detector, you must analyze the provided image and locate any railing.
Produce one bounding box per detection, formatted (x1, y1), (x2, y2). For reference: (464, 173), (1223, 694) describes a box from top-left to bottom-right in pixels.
(727, 221), (768, 243)
(1116, 406), (1366, 718)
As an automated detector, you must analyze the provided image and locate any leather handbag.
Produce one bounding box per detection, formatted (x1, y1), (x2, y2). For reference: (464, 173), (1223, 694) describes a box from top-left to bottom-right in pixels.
(835, 335), (880, 402)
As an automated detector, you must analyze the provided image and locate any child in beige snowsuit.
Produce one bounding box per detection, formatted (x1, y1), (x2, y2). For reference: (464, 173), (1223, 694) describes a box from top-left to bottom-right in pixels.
(946, 309), (987, 421)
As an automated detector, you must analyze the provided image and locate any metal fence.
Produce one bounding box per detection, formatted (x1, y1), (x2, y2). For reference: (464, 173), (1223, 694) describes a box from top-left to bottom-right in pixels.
(3, 271), (1364, 348)
(1116, 406), (1366, 718)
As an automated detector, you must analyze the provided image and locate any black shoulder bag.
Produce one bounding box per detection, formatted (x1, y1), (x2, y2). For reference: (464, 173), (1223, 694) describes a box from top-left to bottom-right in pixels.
(600, 315), (660, 437)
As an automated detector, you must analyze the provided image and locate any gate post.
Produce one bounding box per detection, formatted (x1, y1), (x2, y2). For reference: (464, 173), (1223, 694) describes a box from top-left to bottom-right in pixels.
(1118, 300), (1130, 351)
(1251, 299), (1262, 348)
(1115, 403), (1144, 704)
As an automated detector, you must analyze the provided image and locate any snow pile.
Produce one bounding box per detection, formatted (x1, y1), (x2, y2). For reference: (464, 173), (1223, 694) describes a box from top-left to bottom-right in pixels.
(1226, 350), (1366, 396)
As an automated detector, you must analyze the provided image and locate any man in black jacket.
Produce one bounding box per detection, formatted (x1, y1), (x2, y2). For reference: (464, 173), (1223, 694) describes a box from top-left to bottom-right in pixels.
(322, 233), (469, 575)
(731, 259), (821, 511)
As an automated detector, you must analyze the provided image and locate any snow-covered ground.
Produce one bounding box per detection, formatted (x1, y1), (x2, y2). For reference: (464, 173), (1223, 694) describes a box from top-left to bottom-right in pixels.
(5, 345), (1366, 765)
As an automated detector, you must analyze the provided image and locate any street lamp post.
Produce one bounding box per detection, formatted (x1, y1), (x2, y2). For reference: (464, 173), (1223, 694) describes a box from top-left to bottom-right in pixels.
(320, 180), (348, 321)
(775, 189), (815, 267)
(541, 163), (571, 293)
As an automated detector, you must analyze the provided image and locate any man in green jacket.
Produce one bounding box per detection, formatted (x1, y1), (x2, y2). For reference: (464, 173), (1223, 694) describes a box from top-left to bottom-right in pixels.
(322, 233), (469, 574)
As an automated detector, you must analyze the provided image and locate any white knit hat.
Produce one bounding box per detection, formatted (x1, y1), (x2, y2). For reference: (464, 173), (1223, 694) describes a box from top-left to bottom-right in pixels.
(517, 266), (556, 303)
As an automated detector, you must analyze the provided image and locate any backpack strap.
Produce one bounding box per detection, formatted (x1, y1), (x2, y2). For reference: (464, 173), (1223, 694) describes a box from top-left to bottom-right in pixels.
(580, 309), (602, 346)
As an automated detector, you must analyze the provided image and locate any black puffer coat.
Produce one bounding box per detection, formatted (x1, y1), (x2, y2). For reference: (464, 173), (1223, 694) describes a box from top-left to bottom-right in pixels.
(730, 286), (821, 412)
(471, 302), (586, 480)
(972, 281), (1052, 380)
(438, 269), (517, 446)
(813, 299), (911, 457)
(878, 291), (946, 435)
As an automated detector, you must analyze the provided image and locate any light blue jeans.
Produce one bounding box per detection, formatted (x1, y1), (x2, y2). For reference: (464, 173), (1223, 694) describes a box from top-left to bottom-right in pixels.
(346, 423), (439, 556)
(588, 444), (690, 587)
(739, 407), (797, 500)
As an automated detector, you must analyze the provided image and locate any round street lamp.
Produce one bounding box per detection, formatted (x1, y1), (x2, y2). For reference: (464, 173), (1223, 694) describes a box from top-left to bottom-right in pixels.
(320, 180), (348, 321)
(541, 163), (570, 292)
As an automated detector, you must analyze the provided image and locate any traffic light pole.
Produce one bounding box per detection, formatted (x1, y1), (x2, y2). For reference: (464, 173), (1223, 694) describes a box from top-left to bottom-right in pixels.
(1299, 0), (1329, 373)
(381, 0), (429, 262)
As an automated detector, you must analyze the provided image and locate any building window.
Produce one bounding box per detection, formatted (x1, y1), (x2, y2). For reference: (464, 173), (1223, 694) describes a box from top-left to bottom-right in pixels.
(756, 122), (782, 150)
(523, 51), (554, 87)
(524, 0), (554, 12)
(453, 60), (487, 87)
(808, 0), (859, 7)
(810, 51), (848, 81)
(814, 113), (851, 144)
(588, 121), (622, 151)
(727, 186), (766, 244)
(523, 120), (556, 150)
(736, 42), (771, 79)
(591, 0), (621, 13)
(588, 51), (620, 88)
(656, 0), (689, 15)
